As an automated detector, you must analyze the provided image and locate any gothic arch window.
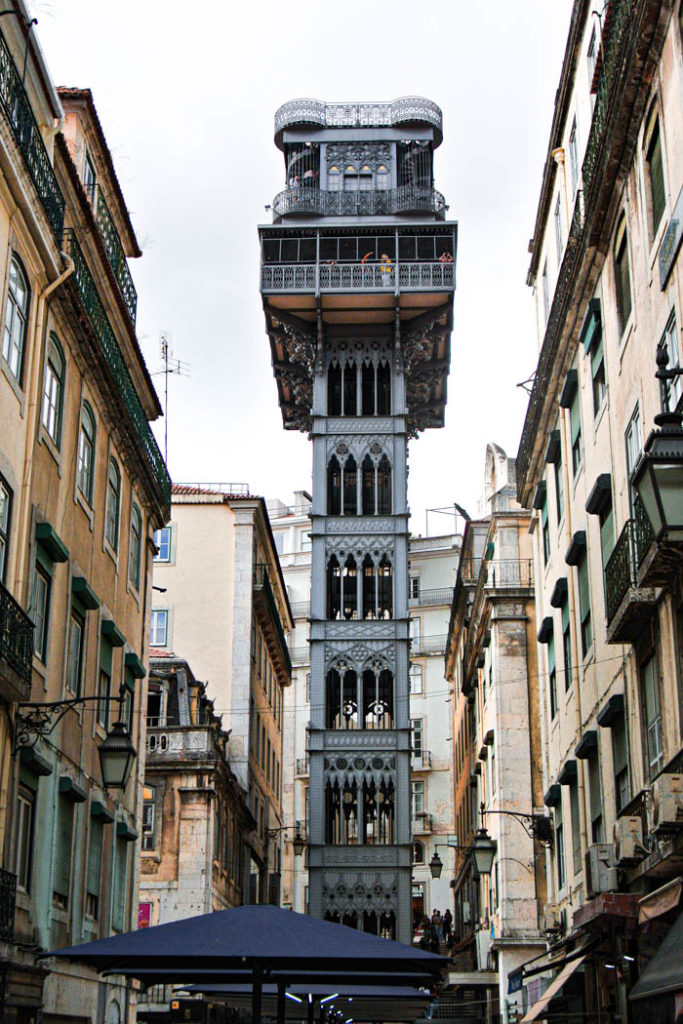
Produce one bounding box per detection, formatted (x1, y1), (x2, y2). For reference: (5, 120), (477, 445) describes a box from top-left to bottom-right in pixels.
(342, 555), (358, 619)
(328, 456), (341, 515)
(343, 456), (357, 515)
(363, 668), (394, 729)
(328, 357), (390, 417)
(328, 363), (342, 415)
(362, 454), (392, 515)
(378, 554), (393, 618)
(413, 840), (425, 864)
(326, 667), (358, 729)
(325, 778), (394, 845)
(327, 555), (341, 619)
(376, 165), (390, 190)
(362, 554), (376, 619)
(327, 454), (357, 515)
(328, 166), (341, 191)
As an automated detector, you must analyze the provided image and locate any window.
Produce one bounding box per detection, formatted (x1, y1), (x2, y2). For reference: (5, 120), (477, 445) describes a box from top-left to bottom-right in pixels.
(0, 474), (11, 582)
(555, 799), (565, 889)
(590, 331), (607, 416)
(86, 814), (103, 919)
(644, 108), (666, 240)
(142, 786), (156, 851)
(98, 635), (114, 729)
(568, 119), (579, 196)
(153, 527), (172, 561)
(83, 150), (97, 203)
(41, 335), (64, 446)
(612, 712), (630, 813)
(53, 793), (74, 909)
(541, 262), (549, 322)
(576, 548), (592, 657)
(625, 404), (643, 511)
(541, 486), (551, 565)
(300, 529), (311, 552)
(105, 458), (121, 551)
(554, 194), (564, 263)
(409, 663), (423, 695)
(410, 617), (421, 647)
(569, 383), (582, 476)
(554, 446), (565, 525)
(410, 576), (420, 600)
(561, 595), (572, 692)
(659, 313), (682, 412)
(587, 748), (604, 842)
(587, 26), (598, 92)
(32, 563), (50, 661)
(548, 633), (557, 720)
(411, 781), (424, 819)
(112, 838), (128, 931)
(642, 652), (663, 778)
(411, 718), (423, 758)
(77, 402), (96, 503)
(2, 255), (29, 382)
(613, 216), (632, 336)
(413, 841), (425, 864)
(16, 785), (35, 892)
(569, 779), (581, 875)
(128, 504), (142, 590)
(599, 491), (615, 569)
(150, 609), (168, 647)
(66, 608), (85, 696)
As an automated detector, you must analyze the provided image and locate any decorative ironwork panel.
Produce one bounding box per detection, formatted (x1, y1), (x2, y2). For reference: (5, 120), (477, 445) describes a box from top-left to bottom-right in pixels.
(0, 30), (65, 241)
(324, 730), (400, 750)
(271, 186), (446, 219)
(324, 752), (396, 788)
(322, 871), (398, 915)
(95, 187), (138, 323)
(0, 579), (33, 688)
(634, 495), (655, 569)
(604, 520), (638, 624)
(64, 230), (171, 512)
(274, 98), (326, 134)
(274, 97), (442, 135)
(320, 847), (402, 866)
(325, 517), (394, 535)
(324, 640), (396, 672)
(0, 867), (16, 942)
(324, 418), (394, 435)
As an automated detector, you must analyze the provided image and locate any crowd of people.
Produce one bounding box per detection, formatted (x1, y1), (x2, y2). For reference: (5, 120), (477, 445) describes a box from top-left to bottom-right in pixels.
(414, 908), (454, 952)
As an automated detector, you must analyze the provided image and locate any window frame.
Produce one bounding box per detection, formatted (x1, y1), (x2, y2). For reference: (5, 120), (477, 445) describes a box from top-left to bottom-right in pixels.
(1, 254), (30, 384)
(150, 608), (169, 648)
(105, 457), (121, 553)
(0, 473), (11, 584)
(613, 215), (633, 337)
(32, 561), (51, 662)
(142, 784), (157, 851)
(643, 106), (666, 243)
(554, 193), (564, 263)
(153, 527), (172, 562)
(128, 502), (142, 591)
(77, 401), (96, 505)
(16, 783), (35, 893)
(41, 333), (65, 447)
(66, 606), (85, 696)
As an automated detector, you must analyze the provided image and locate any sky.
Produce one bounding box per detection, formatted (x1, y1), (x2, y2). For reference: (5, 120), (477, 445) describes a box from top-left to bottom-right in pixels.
(30, 0), (573, 535)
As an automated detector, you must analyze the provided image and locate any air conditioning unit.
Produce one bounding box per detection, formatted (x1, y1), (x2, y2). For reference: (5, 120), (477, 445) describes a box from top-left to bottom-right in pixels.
(613, 816), (647, 865)
(584, 844), (618, 897)
(650, 774), (683, 834)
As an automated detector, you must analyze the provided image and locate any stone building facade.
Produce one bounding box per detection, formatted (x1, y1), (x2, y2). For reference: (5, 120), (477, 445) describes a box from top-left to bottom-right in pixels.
(517, 1), (683, 1019)
(0, 8), (170, 1024)
(268, 494), (460, 927)
(445, 446), (546, 1023)
(260, 96), (457, 943)
(136, 652), (255, 1023)
(150, 486), (293, 906)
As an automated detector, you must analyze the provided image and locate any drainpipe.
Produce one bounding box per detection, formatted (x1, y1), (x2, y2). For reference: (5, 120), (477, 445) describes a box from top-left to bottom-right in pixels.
(552, 148), (571, 230)
(558, 410), (590, 866)
(15, 254), (75, 599)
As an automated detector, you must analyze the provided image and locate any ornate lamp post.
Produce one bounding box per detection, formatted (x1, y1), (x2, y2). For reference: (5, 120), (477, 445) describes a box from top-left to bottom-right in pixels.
(429, 828), (497, 880)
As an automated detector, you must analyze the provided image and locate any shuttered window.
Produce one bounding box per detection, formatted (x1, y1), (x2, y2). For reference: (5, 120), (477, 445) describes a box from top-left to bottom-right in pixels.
(612, 714), (630, 812)
(614, 216), (632, 335)
(577, 551), (592, 656)
(646, 116), (666, 238)
(599, 497), (615, 567)
(53, 795), (74, 908)
(587, 749), (603, 842)
(561, 598), (572, 692)
(112, 838), (128, 932)
(548, 633), (557, 720)
(87, 817), (103, 918)
(569, 780), (581, 876)
(569, 389), (582, 476)
(554, 799), (565, 889)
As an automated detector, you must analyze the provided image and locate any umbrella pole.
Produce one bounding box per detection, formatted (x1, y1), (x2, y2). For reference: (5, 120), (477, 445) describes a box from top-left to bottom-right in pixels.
(252, 963), (263, 1024)
(277, 980), (286, 1024)
(307, 994), (315, 1024)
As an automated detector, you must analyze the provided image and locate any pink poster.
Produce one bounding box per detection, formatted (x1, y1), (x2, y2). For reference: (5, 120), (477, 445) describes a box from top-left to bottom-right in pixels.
(138, 902), (151, 929)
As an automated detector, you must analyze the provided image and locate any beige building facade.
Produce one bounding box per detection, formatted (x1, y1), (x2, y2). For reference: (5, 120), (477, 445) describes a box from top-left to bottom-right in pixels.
(0, 7), (170, 1024)
(517, 1), (683, 1019)
(150, 486), (293, 906)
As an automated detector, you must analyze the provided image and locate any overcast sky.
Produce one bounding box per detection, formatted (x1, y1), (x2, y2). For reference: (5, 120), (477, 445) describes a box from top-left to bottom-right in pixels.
(31, 0), (572, 534)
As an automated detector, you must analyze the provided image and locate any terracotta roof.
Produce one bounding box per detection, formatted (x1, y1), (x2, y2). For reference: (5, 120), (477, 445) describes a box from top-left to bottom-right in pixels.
(171, 484), (259, 499)
(57, 87), (142, 258)
(149, 648), (175, 659)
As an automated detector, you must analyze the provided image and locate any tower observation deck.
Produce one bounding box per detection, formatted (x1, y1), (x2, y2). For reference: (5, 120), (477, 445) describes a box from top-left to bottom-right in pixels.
(259, 97), (456, 942)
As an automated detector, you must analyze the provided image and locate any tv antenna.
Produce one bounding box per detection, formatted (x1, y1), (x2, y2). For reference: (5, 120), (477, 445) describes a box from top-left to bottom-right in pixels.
(151, 331), (191, 463)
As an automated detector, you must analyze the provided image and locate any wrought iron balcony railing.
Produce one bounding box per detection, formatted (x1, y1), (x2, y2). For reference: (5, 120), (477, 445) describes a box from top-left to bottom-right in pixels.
(409, 587), (454, 608)
(261, 260), (454, 294)
(411, 634), (447, 656)
(0, 867), (16, 942)
(253, 563), (292, 677)
(295, 757), (309, 776)
(0, 30), (65, 242)
(272, 185), (446, 219)
(411, 814), (434, 834)
(64, 230), (171, 513)
(289, 601), (310, 619)
(95, 186), (138, 324)
(411, 750), (432, 769)
(0, 579), (34, 700)
(604, 501), (656, 624)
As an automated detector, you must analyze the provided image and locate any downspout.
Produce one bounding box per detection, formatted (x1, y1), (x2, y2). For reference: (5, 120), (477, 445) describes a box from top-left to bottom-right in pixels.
(16, 254), (75, 598)
(558, 408), (590, 868)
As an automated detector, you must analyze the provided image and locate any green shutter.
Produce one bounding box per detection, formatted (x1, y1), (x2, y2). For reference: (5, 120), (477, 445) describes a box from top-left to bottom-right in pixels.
(561, 598), (570, 632)
(100, 637), (113, 676)
(112, 838), (128, 931)
(590, 335), (604, 378)
(569, 781), (581, 871)
(612, 716), (628, 775)
(570, 390), (581, 444)
(600, 504), (615, 565)
(588, 751), (602, 824)
(53, 795), (74, 898)
(87, 817), (103, 897)
(577, 553), (591, 620)
(548, 634), (555, 673)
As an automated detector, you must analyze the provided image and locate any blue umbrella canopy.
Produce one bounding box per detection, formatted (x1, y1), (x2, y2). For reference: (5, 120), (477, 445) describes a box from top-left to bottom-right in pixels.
(46, 904), (446, 977)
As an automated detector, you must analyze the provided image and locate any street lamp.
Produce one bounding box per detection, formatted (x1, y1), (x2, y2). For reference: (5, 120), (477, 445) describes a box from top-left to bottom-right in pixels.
(479, 802), (553, 847)
(266, 821), (306, 856)
(428, 829), (497, 879)
(630, 350), (683, 544)
(98, 720), (137, 789)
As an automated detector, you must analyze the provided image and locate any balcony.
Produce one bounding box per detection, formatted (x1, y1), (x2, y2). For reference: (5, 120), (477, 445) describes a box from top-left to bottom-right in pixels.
(295, 757), (309, 776)
(261, 259), (454, 295)
(64, 230), (171, 516)
(411, 634), (447, 656)
(409, 587), (454, 608)
(272, 185), (446, 220)
(94, 186), (138, 324)
(411, 750), (432, 770)
(0, 580), (34, 702)
(289, 645), (310, 666)
(412, 814), (434, 834)
(605, 506), (657, 643)
(0, 867), (16, 942)
(290, 601), (310, 619)
(0, 30), (65, 241)
(253, 564), (292, 678)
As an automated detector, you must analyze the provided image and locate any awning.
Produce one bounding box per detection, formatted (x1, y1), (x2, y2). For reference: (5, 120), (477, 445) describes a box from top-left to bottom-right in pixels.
(630, 910), (683, 1001)
(638, 877), (682, 924)
(520, 954), (587, 1022)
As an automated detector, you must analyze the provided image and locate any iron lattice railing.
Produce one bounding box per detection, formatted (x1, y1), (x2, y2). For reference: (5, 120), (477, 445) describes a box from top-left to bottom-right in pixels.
(64, 230), (171, 513)
(95, 186), (138, 324)
(272, 185), (446, 219)
(410, 587), (454, 607)
(604, 500), (656, 623)
(0, 867), (16, 942)
(0, 579), (34, 687)
(289, 601), (310, 619)
(0, 29), (65, 241)
(261, 260), (454, 293)
(518, 0), (639, 494)
(411, 634), (447, 655)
